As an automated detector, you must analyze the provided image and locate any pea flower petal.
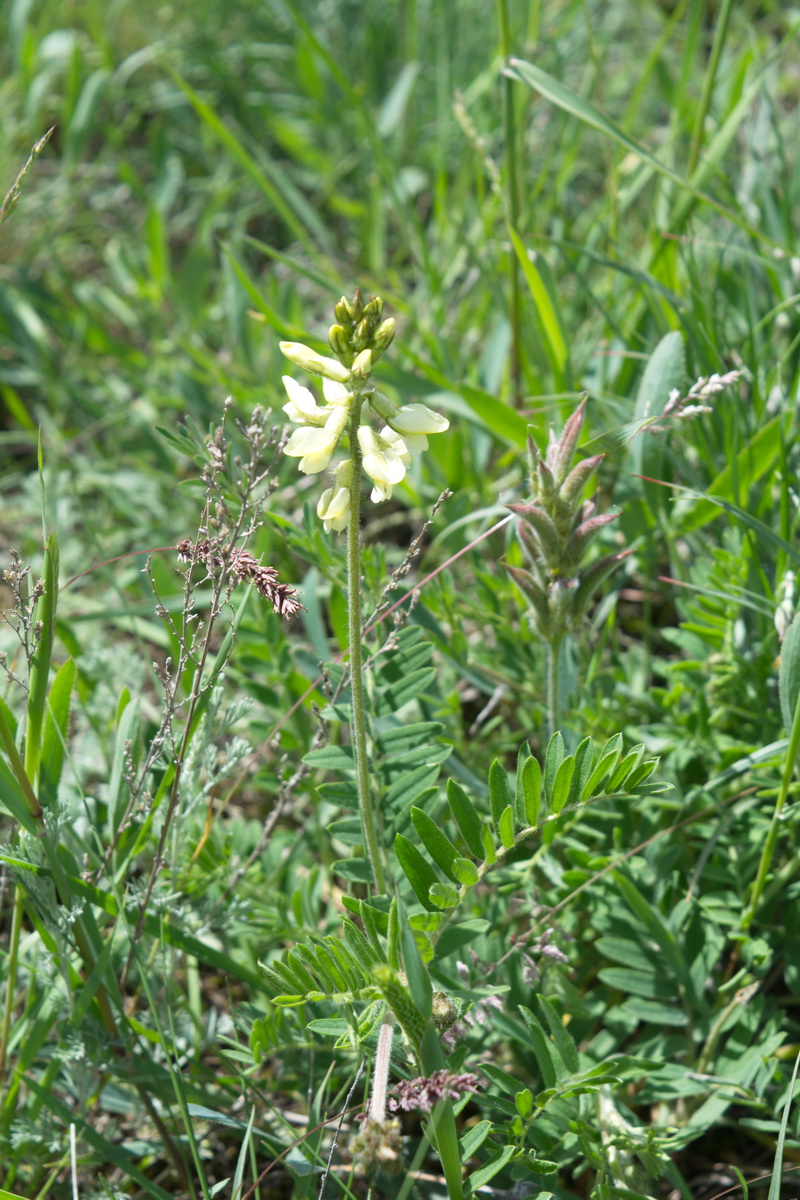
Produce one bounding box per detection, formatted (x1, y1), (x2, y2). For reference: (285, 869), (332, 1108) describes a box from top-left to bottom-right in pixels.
(388, 403), (449, 436)
(282, 376), (326, 425)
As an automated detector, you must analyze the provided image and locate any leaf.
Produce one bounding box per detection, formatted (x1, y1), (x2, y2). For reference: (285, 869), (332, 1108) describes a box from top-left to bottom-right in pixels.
(612, 872), (692, 995)
(768, 1048), (800, 1200)
(549, 755), (575, 815)
(488, 759), (514, 829)
(568, 738), (594, 808)
(465, 1145), (517, 1192)
(508, 225), (568, 380)
(395, 834), (439, 911)
(780, 614), (800, 736)
(399, 900), (432, 1021)
(537, 994), (579, 1073)
(435, 919), (490, 959)
(429, 882), (461, 909)
(582, 733), (623, 799)
(451, 857), (479, 887)
(498, 805), (516, 850)
(304, 745), (354, 770)
(327, 816), (365, 846)
(376, 722), (445, 753)
(411, 807), (460, 881)
(107, 696), (140, 836)
(519, 754), (543, 826)
(505, 58), (764, 242)
(543, 732), (565, 807)
(518, 1005), (557, 1090)
(447, 779), (484, 858)
(39, 657), (75, 807)
(373, 667), (437, 716)
(331, 857), (374, 884)
(25, 533), (58, 782)
(605, 745), (645, 793)
(675, 416), (785, 535)
(459, 1119), (492, 1158)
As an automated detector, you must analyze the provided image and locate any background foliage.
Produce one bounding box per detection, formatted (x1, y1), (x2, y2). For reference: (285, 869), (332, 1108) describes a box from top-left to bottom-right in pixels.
(1, 0), (800, 1197)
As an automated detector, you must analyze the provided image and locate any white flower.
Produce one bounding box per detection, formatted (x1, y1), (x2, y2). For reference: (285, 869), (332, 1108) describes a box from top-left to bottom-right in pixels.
(282, 376), (327, 425)
(322, 378), (352, 406)
(284, 405), (348, 474)
(317, 461), (353, 532)
(317, 485), (351, 532)
(358, 426), (407, 502)
(387, 403), (449, 436)
(379, 427), (412, 466)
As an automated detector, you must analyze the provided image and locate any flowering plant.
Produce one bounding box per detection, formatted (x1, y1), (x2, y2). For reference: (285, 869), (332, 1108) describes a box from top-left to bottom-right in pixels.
(279, 290), (449, 531)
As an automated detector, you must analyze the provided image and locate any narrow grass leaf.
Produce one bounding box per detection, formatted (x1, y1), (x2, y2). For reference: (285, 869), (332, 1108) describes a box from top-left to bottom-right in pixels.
(39, 657), (75, 807)
(509, 225), (568, 379)
(506, 58), (766, 242)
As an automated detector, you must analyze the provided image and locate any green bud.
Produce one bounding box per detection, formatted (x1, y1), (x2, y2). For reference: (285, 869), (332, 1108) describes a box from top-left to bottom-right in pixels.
(328, 324), (352, 362)
(334, 296), (353, 326)
(371, 317), (395, 360)
(352, 317), (371, 352)
(364, 295), (384, 322)
(351, 348), (373, 379)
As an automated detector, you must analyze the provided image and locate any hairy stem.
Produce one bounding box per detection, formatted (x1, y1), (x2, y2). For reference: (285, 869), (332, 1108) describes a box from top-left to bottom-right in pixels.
(546, 634), (563, 738)
(347, 405), (386, 893)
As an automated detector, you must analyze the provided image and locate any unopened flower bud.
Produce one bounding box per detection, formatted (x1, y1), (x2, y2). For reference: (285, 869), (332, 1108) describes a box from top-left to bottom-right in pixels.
(334, 296), (353, 325)
(364, 295), (384, 322)
(371, 317), (396, 360)
(351, 348), (373, 379)
(279, 341), (350, 383)
(327, 324), (351, 361)
(350, 317), (371, 352)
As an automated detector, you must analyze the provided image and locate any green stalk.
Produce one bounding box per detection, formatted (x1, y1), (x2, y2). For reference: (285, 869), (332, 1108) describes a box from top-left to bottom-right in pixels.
(496, 0), (522, 405)
(546, 634), (563, 738)
(741, 684), (800, 932)
(686, 0), (734, 177)
(0, 888), (24, 1082)
(347, 405), (386, 894)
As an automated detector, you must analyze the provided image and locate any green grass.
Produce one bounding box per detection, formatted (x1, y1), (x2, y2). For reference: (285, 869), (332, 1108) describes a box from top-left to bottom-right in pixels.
(1, 0), (800, 1197)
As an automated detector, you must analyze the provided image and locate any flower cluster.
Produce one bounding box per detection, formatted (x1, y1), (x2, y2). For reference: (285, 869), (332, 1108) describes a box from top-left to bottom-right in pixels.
(506, 400), (631, 640)
(388, 1069), (482, 1114)
(347, 1118), (403, 1176)
(650, 369), (742, 432)
(279, 291), (449, 531)
(176, 538), (305, 619)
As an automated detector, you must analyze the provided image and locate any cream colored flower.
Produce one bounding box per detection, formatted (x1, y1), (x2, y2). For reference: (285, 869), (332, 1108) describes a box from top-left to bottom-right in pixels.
(282, 376), (327, 425)
(358, 426), (407, 502)
(317, 461), (353, 532)
(279, 340), (351, 382)
(284, 405), (349, 474)
(388, 403), (449, 436)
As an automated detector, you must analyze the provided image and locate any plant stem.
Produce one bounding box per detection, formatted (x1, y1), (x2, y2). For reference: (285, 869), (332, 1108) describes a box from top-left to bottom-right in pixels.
(546, 634), (563, 738)
(741, 685), (800, 931)
(0, 885), (24, 1084)
(347, 407), (386, 893)
(369, 1015), (394, 1122)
